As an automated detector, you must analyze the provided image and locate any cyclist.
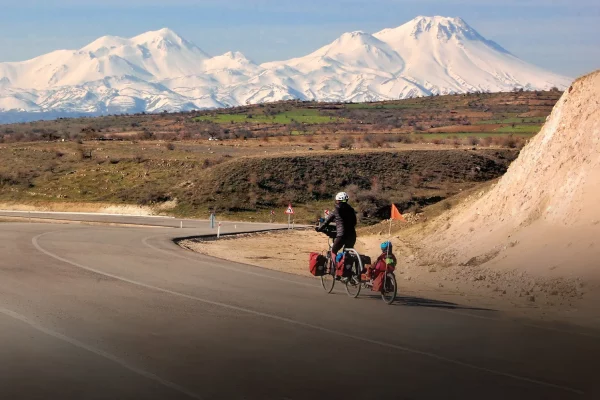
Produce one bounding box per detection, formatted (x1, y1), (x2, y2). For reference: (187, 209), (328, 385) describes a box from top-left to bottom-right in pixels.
(315, 192), (357, 255)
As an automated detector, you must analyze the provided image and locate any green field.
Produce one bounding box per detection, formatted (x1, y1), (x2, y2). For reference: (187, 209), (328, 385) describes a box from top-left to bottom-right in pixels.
(345, 103), (425, 109)
(477, 117), (546, 125)
(494, 124), (542, 133)
(194, 109), (343, 124)
(416, 132), (535, 139)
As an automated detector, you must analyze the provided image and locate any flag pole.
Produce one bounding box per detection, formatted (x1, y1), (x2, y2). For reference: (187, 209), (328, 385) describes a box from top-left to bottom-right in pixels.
(384, 206), (393, 291)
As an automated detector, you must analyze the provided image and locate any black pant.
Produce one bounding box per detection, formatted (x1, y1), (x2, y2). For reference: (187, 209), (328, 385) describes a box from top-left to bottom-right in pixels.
(332, 234), (356, 254)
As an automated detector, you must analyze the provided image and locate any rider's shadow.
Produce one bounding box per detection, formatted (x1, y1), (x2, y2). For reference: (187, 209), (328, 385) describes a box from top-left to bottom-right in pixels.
(398, 295), (496, 312)
(361, 293), (496, 312)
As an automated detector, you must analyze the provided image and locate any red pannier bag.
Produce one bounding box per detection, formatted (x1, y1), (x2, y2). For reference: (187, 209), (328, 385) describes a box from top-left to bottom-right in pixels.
(335, 254), (346, 277)
(309, 252), (327, 276)
(336, 253), (355, 278)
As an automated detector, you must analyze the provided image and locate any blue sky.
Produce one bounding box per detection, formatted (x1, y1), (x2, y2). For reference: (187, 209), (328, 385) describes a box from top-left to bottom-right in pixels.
(0, 0), (598, 77)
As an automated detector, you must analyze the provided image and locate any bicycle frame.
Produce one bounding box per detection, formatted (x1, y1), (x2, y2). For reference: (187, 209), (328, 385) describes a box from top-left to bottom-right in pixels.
(326, 237), (363, 281)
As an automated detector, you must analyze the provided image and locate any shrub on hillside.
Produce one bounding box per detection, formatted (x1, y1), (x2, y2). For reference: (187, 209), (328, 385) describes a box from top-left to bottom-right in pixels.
(0, 170), (37, 188)
(397, 134), (414, 144)
(338, 135), (354, 149)
(355, 190), (391, 223)
(136, 129), (154, 140)
(468, 136), (480, 146)
(482, 137), (494, 147)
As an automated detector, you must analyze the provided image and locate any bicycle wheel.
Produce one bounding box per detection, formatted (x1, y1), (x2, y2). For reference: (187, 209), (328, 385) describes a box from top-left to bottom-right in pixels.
(345, 261), (361, 298)
(381, 272), (397, 305)
(320, 259), (335, 293)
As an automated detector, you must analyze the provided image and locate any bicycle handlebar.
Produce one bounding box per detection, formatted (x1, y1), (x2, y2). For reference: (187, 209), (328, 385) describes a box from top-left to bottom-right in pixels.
(316, 222), (337, 239)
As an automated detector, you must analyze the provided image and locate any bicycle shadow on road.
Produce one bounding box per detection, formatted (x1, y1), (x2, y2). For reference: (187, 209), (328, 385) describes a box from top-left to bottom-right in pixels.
(359, 293), (496, 312)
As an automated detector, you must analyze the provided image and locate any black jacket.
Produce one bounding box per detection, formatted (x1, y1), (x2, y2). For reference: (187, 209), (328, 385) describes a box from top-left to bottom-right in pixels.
(321, 202), (357, 238)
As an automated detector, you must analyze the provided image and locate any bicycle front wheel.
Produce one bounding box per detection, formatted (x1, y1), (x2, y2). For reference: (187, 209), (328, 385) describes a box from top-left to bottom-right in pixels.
(321, 260), (335, 293)
(381, 272), (397, 305)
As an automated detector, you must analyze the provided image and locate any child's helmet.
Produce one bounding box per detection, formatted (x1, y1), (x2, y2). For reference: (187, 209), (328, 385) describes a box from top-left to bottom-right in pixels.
(380, 241), (392, 252)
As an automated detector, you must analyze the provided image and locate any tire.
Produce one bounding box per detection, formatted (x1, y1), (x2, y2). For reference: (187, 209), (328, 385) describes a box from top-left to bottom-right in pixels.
(321, 259), (336, 293)
(344, 260), (362, 298)
(381, 272), (397, 305)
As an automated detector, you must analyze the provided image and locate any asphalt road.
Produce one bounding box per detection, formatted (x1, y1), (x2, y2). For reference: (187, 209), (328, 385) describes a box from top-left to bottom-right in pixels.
(0, 217), (599, 399)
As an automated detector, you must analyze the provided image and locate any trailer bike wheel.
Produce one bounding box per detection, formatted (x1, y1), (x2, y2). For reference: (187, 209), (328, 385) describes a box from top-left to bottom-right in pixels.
(381, 272), (397, 305)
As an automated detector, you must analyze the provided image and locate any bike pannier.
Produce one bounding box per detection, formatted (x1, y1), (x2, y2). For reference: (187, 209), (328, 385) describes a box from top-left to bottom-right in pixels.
(335, 254), (346, 277)
(336, 253), (355, 278)
(309, 252), (327, 276)
(359, 255), (371, 272)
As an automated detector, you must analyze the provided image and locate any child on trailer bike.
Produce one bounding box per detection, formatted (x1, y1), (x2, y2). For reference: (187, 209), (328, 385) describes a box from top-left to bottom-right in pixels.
(366, 241), (397, 281)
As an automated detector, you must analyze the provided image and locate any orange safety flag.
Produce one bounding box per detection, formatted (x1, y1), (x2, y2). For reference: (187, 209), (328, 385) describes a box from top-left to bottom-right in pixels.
(390, 204), (405, 221)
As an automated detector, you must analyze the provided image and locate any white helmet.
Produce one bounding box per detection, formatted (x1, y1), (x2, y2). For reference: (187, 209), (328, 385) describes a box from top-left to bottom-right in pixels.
(335, 192), (349, 202)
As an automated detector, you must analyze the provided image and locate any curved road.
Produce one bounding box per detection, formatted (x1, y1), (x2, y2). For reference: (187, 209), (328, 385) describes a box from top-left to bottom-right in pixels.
(0, 219), (599, 399)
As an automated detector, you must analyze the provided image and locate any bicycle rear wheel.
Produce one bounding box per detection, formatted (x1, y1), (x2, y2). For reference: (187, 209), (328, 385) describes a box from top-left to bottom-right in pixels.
(321, 259), (335, 293)
(381, 272), (397, 305)
(344, 260), (361, 298)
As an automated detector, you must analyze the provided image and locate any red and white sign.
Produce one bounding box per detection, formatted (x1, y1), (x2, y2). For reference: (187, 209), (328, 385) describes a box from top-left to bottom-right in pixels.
(324, 209), (330, 217)
(285, 204), (295, 215)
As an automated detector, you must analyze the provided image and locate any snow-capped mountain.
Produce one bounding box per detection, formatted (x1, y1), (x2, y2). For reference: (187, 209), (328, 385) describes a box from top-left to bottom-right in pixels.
(0, 16), (572, 121)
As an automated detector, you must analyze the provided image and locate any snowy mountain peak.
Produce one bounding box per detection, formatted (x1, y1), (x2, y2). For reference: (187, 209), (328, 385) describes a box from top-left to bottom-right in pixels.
(411, 15), (467, 28)
(222, 51), (248, 60)
(0, 17), (572, 119)
(201, 51), (258, 73)
(327, 31), (391, 52)
(338, 31), (370, 40)
(81, 28), (209, 57)
(132, 28), (186, 47)
(375, 15), (477, 41)
(82, 35), (129, 52)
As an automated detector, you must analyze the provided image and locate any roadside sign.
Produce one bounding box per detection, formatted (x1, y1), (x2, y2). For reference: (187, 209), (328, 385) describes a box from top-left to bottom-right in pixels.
(324, 209), (330, 217)
(285, 204), (294, 230)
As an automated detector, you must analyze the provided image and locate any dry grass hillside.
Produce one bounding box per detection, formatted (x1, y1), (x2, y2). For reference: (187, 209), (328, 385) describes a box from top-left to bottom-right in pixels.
(183, 149), (516, 221)
(0, 90), (557, 222)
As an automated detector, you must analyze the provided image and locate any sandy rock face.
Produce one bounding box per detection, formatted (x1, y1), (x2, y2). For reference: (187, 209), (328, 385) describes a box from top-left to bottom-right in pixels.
(424, 70), (600, 280)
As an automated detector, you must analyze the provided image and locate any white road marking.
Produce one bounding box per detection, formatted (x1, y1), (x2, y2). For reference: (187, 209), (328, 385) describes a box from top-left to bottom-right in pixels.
(0, 306), (203, 400)
(142, 235), (316, 288)
(32, 231), (585, 396)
